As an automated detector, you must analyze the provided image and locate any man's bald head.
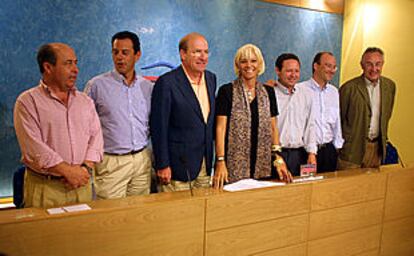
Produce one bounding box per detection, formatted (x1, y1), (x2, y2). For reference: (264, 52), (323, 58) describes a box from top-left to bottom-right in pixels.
(37, 43), (74, 74)
(178, 32), (207, 52)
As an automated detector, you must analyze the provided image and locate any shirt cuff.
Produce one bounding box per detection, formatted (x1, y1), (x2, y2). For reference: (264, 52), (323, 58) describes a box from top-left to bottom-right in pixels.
(333, 139), (344, 149)
(85, 149), (103, 163)
(23, 153), (63, 174)
(305, 144), (318, 154)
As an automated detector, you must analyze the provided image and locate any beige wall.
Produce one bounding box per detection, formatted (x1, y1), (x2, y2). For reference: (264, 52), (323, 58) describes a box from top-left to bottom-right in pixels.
(340, 0), (414, 165)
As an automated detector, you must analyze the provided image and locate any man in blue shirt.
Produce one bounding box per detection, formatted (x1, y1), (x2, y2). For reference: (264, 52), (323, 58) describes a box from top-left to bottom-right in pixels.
(85, 31), (153, 199)
(298, 52), (344, 173)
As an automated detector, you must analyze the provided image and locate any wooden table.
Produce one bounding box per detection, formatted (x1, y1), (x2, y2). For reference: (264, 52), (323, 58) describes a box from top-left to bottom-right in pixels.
(1, 165), (413, 256)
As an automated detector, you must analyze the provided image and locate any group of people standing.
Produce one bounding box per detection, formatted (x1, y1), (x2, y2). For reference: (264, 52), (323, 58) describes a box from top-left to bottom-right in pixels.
(13, 31), (395, 208)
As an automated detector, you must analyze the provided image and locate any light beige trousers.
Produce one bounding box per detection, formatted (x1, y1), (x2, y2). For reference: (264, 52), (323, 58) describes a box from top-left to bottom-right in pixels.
(24, 170), (91, 208)
(161, 159), (210, 192)
(95, 148), (152, 199)
(338, 141), (381, 169)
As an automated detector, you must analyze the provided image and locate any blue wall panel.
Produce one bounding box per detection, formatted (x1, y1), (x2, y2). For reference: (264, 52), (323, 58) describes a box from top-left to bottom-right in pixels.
(0, 0), (342, 197)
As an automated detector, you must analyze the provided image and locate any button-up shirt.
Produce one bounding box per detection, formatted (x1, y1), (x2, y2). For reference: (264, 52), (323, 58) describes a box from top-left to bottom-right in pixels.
(14, 80), (104, 174)
(274, 81), (317, 154)
(85, 70), (153, 154)
(182, 65), (210, 123)
(365, 77), (381, 140)
(298, 78), (344, 149)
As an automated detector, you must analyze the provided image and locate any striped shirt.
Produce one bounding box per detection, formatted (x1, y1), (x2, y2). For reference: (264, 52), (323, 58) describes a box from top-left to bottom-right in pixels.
(14, 80), (103, 174)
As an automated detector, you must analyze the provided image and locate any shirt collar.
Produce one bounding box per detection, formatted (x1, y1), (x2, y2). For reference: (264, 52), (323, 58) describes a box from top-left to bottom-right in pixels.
(364, 76), (380, 87)
(111, 69), (139, 86)
(182, 64), (205, 85)
(310, 77), (328, 91)
(276, 80), (296, 95)
(40, 79), (77, 96)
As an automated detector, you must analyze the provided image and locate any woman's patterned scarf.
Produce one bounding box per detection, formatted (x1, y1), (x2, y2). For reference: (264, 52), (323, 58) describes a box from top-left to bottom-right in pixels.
(227, 78), (272, 183)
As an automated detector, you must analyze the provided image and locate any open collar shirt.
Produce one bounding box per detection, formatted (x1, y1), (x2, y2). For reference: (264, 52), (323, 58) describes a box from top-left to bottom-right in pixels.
(85, 70), (153, 154)
(364, 77), (381, 140)
(274, 81), (317, 154)
(14, 80), (103, 174)
(182, 65), (210, 123)
(298, 78), (344, 149)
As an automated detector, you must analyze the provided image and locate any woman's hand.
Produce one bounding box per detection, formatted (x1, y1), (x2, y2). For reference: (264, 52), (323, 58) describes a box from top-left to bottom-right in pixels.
(213, 161), (229, 190)
(274, 156), (293, 183)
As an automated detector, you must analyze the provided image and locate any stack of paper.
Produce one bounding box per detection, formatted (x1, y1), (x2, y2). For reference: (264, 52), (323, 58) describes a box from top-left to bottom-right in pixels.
(224, 179), (285, 192)
(47, 204), (91, 215)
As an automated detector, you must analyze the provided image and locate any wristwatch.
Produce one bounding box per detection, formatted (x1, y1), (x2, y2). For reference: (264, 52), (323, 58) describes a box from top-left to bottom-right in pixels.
(216, 156), (225, 162)
(271, 144), (282, 153)
(81, 163), (93, 175)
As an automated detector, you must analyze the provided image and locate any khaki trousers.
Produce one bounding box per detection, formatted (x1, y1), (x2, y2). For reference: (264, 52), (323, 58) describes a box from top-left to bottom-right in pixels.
(338, 141), (381, 169)
(24, 170), (92, 208)
(95, 148), (152, 199)
(161, 159), (210, 192)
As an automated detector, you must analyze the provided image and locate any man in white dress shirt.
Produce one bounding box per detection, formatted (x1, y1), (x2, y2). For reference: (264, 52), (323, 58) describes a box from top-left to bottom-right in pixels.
(272, 53), (317, 176)
(298, 52), (343, 173)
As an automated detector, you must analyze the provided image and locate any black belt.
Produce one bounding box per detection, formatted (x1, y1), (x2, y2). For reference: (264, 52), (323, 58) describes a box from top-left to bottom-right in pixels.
(318, 142), (333, 150)
(28, 168), (63, 180)
(282, 147), (305, 152)
(105, 146), (146, 156)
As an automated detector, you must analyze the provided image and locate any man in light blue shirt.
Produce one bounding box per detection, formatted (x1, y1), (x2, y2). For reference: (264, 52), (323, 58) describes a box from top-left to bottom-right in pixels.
(298, 52), (343, 173)
(85, 31), (153, 199)
(272, 53), (317, 176)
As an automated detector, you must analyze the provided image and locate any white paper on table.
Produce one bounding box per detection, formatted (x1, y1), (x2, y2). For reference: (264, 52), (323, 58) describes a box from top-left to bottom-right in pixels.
(224, 178), (286, 192)
(47, 207), (65, 215)
(293, 175), (324, 183)
(62, 204), (91, 212)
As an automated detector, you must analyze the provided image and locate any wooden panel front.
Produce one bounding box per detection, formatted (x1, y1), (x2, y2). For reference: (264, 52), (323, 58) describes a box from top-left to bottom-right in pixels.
(308, 225), (381, 256)
(309, 199), (384, 240)
(252, 243), (307, 256)
(206, 184), (311, 231)
(355, 249), (379, 256)
(384, 168), (414, 221)
(381, 216), (414, 256)
(206, 214), (308, 256)
(0, 199), (205, 256)
(311, 172), (387, 210)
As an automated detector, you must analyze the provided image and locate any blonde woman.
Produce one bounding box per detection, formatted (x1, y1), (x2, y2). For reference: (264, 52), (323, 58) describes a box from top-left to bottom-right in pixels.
(213, 44), (292, 189)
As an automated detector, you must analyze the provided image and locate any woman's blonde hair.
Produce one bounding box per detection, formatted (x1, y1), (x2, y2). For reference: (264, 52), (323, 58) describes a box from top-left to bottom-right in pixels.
(234, 44), (265, 77)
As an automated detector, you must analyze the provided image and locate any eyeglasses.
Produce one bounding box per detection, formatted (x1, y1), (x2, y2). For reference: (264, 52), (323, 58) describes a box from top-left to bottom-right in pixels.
(323, 63), (338, 71)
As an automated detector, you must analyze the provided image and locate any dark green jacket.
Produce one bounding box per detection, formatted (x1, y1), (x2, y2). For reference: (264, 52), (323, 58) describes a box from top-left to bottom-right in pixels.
(339, 75), (396, 165)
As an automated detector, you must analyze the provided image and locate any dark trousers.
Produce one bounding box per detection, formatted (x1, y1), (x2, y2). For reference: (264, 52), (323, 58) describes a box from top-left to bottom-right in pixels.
(280, 147), (308, 176)
(316, 142), (338, 173)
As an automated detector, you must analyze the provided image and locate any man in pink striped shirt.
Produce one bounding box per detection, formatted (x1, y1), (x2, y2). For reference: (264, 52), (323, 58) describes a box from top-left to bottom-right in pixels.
(14, 43), (103, 208)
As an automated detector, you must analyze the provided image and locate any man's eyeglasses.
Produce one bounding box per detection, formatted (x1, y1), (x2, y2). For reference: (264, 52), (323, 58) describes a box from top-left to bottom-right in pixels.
(323, 63), (338, 71)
